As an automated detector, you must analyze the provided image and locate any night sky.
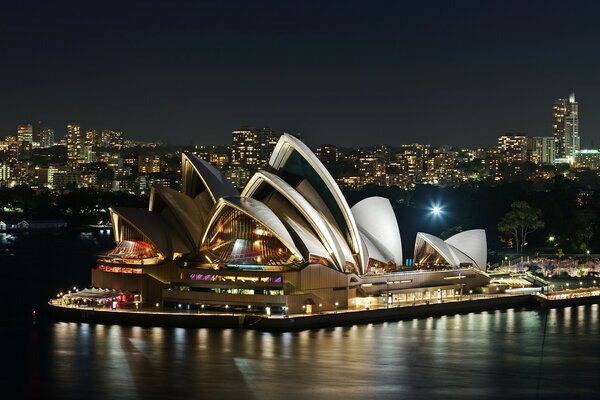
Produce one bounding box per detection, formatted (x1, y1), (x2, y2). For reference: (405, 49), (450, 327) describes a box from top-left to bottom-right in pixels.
(2, 0), (600, 148)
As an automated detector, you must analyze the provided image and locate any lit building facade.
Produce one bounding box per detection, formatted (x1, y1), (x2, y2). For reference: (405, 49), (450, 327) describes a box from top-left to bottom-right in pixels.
(66, 123), (82, 169)
(17, 123), (33, 143)
(553, 93), (579, 158)
(497, 133), (528, 163)
(573, 150), (600, 170)
(101, 129), (124, 149)
(530, 137), (555, 165)
(39, 128), (55, 148)
(315, 144), (340, 164)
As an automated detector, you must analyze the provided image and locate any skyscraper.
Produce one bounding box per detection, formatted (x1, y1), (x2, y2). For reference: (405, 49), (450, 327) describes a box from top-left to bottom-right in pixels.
(552, 92), (579, 159)
(66, 123), (82, 169)
(39, 128), (55, 148)
(530, 137), (555, 165)
(17, 123), (33, 143)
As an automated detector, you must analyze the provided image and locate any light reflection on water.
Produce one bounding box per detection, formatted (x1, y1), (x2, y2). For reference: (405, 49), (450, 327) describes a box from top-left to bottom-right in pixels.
(11, 307), (595, 399)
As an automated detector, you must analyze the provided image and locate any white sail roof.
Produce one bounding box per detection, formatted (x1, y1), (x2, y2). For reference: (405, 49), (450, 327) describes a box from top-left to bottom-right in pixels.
(351, 196), (403, 266)
(445, 229), (487, 270)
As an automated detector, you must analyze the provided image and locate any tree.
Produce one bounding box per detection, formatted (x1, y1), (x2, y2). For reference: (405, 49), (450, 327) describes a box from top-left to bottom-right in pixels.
(440, 225), (464, 240)
(498, 201), (544, 253)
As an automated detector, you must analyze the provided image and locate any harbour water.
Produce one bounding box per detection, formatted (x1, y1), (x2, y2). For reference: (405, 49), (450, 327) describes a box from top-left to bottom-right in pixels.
(1, 231), (599, 399)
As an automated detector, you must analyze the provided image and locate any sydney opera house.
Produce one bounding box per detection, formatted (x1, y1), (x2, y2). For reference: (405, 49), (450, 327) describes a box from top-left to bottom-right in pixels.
(93, 134), (490, 314)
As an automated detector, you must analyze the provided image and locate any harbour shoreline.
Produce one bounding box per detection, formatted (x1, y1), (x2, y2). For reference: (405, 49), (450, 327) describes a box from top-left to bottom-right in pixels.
(47, 294), (570, 332)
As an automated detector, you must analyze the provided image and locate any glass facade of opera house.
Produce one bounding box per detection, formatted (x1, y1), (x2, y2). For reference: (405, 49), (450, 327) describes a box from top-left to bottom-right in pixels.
(92, 134), (490, 314)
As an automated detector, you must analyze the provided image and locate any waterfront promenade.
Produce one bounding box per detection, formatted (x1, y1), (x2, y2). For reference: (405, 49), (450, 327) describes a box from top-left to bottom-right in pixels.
(48, 293), (538, 331)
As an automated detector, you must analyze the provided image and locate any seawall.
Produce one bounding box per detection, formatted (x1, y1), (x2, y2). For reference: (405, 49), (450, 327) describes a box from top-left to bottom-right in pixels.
(48, 295), (538, 332)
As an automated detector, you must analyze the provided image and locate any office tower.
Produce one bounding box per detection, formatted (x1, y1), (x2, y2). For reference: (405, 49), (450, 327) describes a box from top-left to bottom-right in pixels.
(17, 123), (33, 143)
(553, 92), (579, 158)
(530, 137), (555, 165)
(66, 123), (82, 169)
(39, 128), (55, 148)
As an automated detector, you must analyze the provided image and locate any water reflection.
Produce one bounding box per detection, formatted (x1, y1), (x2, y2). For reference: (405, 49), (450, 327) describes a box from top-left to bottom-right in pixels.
(28, 308), (598, 399)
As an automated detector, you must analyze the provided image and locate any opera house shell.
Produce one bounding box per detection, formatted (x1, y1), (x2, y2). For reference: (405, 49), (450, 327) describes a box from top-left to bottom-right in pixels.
(94, 134), (489, 314)
(414, 230), (487, 270)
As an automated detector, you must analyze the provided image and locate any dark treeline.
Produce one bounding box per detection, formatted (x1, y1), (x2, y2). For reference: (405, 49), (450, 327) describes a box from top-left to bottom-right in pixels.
(0, 186), (147, 227)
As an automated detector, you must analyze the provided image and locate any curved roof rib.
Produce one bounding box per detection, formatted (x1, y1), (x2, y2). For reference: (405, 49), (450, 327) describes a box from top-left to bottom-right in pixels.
(201, 196), (304, 262)
(149, 187), (205, 250)
(414, 232), (475, 268)
(242, 170), (356, 272)
(110, 207), (192, 259)
(359, 231), (391, 264)
(445, 229), (487, 270)
(268, 133), (367, 273)
(181, 152), (238, 203)
(351, 196), (403, 266)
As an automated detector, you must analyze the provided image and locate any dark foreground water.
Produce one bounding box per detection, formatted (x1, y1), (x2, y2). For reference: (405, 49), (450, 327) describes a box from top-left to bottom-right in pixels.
(1, 232), (599, 399)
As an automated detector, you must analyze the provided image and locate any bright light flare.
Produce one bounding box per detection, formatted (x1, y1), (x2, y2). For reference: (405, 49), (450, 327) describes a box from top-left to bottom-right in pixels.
(430, 203), (444, 216)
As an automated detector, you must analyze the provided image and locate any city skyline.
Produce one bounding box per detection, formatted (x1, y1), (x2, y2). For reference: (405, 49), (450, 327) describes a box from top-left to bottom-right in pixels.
(2, 1), (600, 148)
(0, 90), (588, 151)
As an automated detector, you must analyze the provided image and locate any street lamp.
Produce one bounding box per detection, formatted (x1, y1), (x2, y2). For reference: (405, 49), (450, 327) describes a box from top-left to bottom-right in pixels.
(335, 301), (339, 313)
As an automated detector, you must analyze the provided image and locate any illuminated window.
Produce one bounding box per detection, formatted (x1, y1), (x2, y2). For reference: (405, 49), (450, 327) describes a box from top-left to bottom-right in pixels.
(201, 207), (302, 267)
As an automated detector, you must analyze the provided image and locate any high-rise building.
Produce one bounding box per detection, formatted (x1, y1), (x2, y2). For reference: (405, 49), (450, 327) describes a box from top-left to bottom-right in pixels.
(529, 137), (555, 165)
(66, 123), (82, 169)
(231, 127), (278, 170)
(497, 133), (528, 163)
(564, 113), (579, 157)
(231, 128), (260, 168)
(39, 128), (55, 148)
(17, 123), (33, 143)
(553, 92), (579, 158)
